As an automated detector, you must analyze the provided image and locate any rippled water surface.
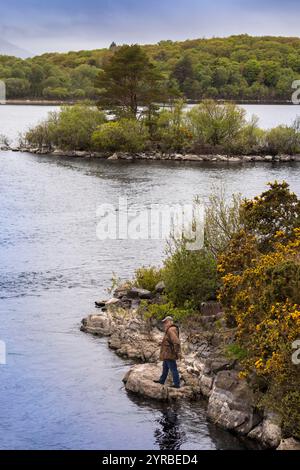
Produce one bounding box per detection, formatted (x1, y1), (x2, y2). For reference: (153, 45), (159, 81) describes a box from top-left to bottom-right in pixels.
(0, 105), (300, 450)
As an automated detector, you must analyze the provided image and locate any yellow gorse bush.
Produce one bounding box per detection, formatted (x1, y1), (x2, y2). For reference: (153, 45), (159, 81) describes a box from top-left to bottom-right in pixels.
(218, 227), (300, 437)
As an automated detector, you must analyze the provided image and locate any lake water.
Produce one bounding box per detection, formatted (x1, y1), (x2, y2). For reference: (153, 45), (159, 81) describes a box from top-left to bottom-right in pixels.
(0, 105), (300, 450)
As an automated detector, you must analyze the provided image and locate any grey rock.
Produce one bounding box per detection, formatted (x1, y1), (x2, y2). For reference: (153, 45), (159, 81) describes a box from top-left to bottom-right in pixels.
(127, 287), (152, 299)
(155, 281), (165, 293)
(277, 438), (300, 451)
(261, 416), (282, 448)
(123, 363), (198, 401)
(105, 298), (122, 307)
(80, 314), (111, 336)
(199, 374), (214, 397)
(108, 152), (119, 160)
(207, 370), (260, 434)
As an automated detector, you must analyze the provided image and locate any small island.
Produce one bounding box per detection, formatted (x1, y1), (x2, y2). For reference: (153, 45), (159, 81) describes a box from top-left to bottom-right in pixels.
(2, 45), (300, 162)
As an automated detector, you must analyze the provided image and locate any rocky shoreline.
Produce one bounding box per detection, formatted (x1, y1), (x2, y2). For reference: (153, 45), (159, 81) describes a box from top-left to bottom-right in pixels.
(81, 283), (300, 451)
(2, 145), (300, 163)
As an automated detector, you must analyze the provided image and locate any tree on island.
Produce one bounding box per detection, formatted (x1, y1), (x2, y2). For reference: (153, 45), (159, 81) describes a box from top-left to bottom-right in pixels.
(96, 44), (168, 118)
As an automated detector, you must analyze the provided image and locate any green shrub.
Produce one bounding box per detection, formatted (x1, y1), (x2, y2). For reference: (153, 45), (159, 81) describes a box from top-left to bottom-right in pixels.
(155, 100), (192, 152)
(134, 266), (164, 292)
(265, 125), (300, 155)
(25, 104), (106, 150)
(92, 118), (149, 153)
(187, 100), (247, 147)
(204, 186), (242, 257)
(163, 243), (218, 309)
(226, 116), (266, 154)
(142, 299), (194, 323)
(226, 343), (248, 361)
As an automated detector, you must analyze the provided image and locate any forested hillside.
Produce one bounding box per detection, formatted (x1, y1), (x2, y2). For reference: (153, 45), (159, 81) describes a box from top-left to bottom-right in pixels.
(1, 34), (300, 101)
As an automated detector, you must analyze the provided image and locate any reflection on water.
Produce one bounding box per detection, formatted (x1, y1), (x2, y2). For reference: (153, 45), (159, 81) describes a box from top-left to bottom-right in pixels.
(127, 393), (255, 450)
(154, 407), (184, 451)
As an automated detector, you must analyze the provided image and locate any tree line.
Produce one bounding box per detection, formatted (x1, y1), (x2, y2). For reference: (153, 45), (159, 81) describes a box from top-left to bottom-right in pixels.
(1, 34), (300, 101)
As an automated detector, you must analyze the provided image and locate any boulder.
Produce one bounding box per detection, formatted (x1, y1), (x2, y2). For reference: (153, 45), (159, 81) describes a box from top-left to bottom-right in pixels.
(199, 374), (214, 397)
(155, 281), (165, 294)
(248, 414), (282, 448)
(277, 438), (300, 451)
(108, 152), (119, 160)
(95, 300), (107, 308)
(113, 284), (131, 298)
(81, 313), (111, 336)
(207, 370), (260, 434)
(105, 298), (122, 308)
(127, 287), (152, 300)
(123, 363), (198, 401)
(248, 423), (263, 440)
(251, 155), (264, 161)
(261, 415), (282, 448)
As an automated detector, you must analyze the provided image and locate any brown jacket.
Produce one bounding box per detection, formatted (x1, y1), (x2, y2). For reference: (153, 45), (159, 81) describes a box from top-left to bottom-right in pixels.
(159, 324), (181, 361)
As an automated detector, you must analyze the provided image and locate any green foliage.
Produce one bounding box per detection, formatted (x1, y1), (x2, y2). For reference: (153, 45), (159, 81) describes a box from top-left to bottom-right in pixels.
(25, 104), (106, 150)
(95, 44), (166, 117)
(92, 118), (149, 153)
(227, 116), (265, 155)
(163, 243), (218, 310)
(142, 299), (194, 323)
(241, 181), (300, 252)
(226, 343), (248, 361)
(133, 266), (164, 292)
(2, 35), (300, 101)
(204, 186), (242, 257)
(155, 100), (192, 152)
(187, 100), (247, 147)
(265, 124), (300, 155)
(266, 389), (300, 439)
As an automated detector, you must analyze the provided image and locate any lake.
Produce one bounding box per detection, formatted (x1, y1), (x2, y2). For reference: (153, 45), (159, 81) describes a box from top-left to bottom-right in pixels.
(0, 105), (299, 450)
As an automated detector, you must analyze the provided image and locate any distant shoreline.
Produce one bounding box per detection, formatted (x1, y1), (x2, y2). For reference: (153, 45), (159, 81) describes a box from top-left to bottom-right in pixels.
(0, 99), (297, 107)
(2, 146), (300, 163)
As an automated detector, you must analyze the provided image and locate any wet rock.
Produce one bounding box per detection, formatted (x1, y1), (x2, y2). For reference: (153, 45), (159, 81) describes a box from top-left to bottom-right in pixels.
(108, 152), (119, 160)
(80, 313), (111, 336)
(252, 155), (264, 161)
(123, 363), (198, 401)
(127, 287), (152, 300)
(199, 374), (214, 397)
(248, 423), (263, 442)
(207, 370), (260, 435)
(278, 155), (291, 162)
(108, 334), (122, 350)
(95, 300), (107, 308)
(277, 438), (300, 451)
(73, 150), (90, 157)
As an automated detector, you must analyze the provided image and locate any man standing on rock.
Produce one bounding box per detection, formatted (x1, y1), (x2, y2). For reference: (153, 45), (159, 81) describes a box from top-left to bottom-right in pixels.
(154, 316), (181, 389)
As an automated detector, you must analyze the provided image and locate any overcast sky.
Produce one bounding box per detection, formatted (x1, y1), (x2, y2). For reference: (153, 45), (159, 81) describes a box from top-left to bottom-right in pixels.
(1, 0), (299, 55)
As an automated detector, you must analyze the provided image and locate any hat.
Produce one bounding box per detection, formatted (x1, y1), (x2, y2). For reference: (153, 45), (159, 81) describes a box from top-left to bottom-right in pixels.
(162, 316), (173, 323)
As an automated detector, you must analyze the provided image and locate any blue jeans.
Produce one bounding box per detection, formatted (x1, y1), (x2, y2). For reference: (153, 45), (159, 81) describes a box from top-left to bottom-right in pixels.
(159, 360), (180, 388)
